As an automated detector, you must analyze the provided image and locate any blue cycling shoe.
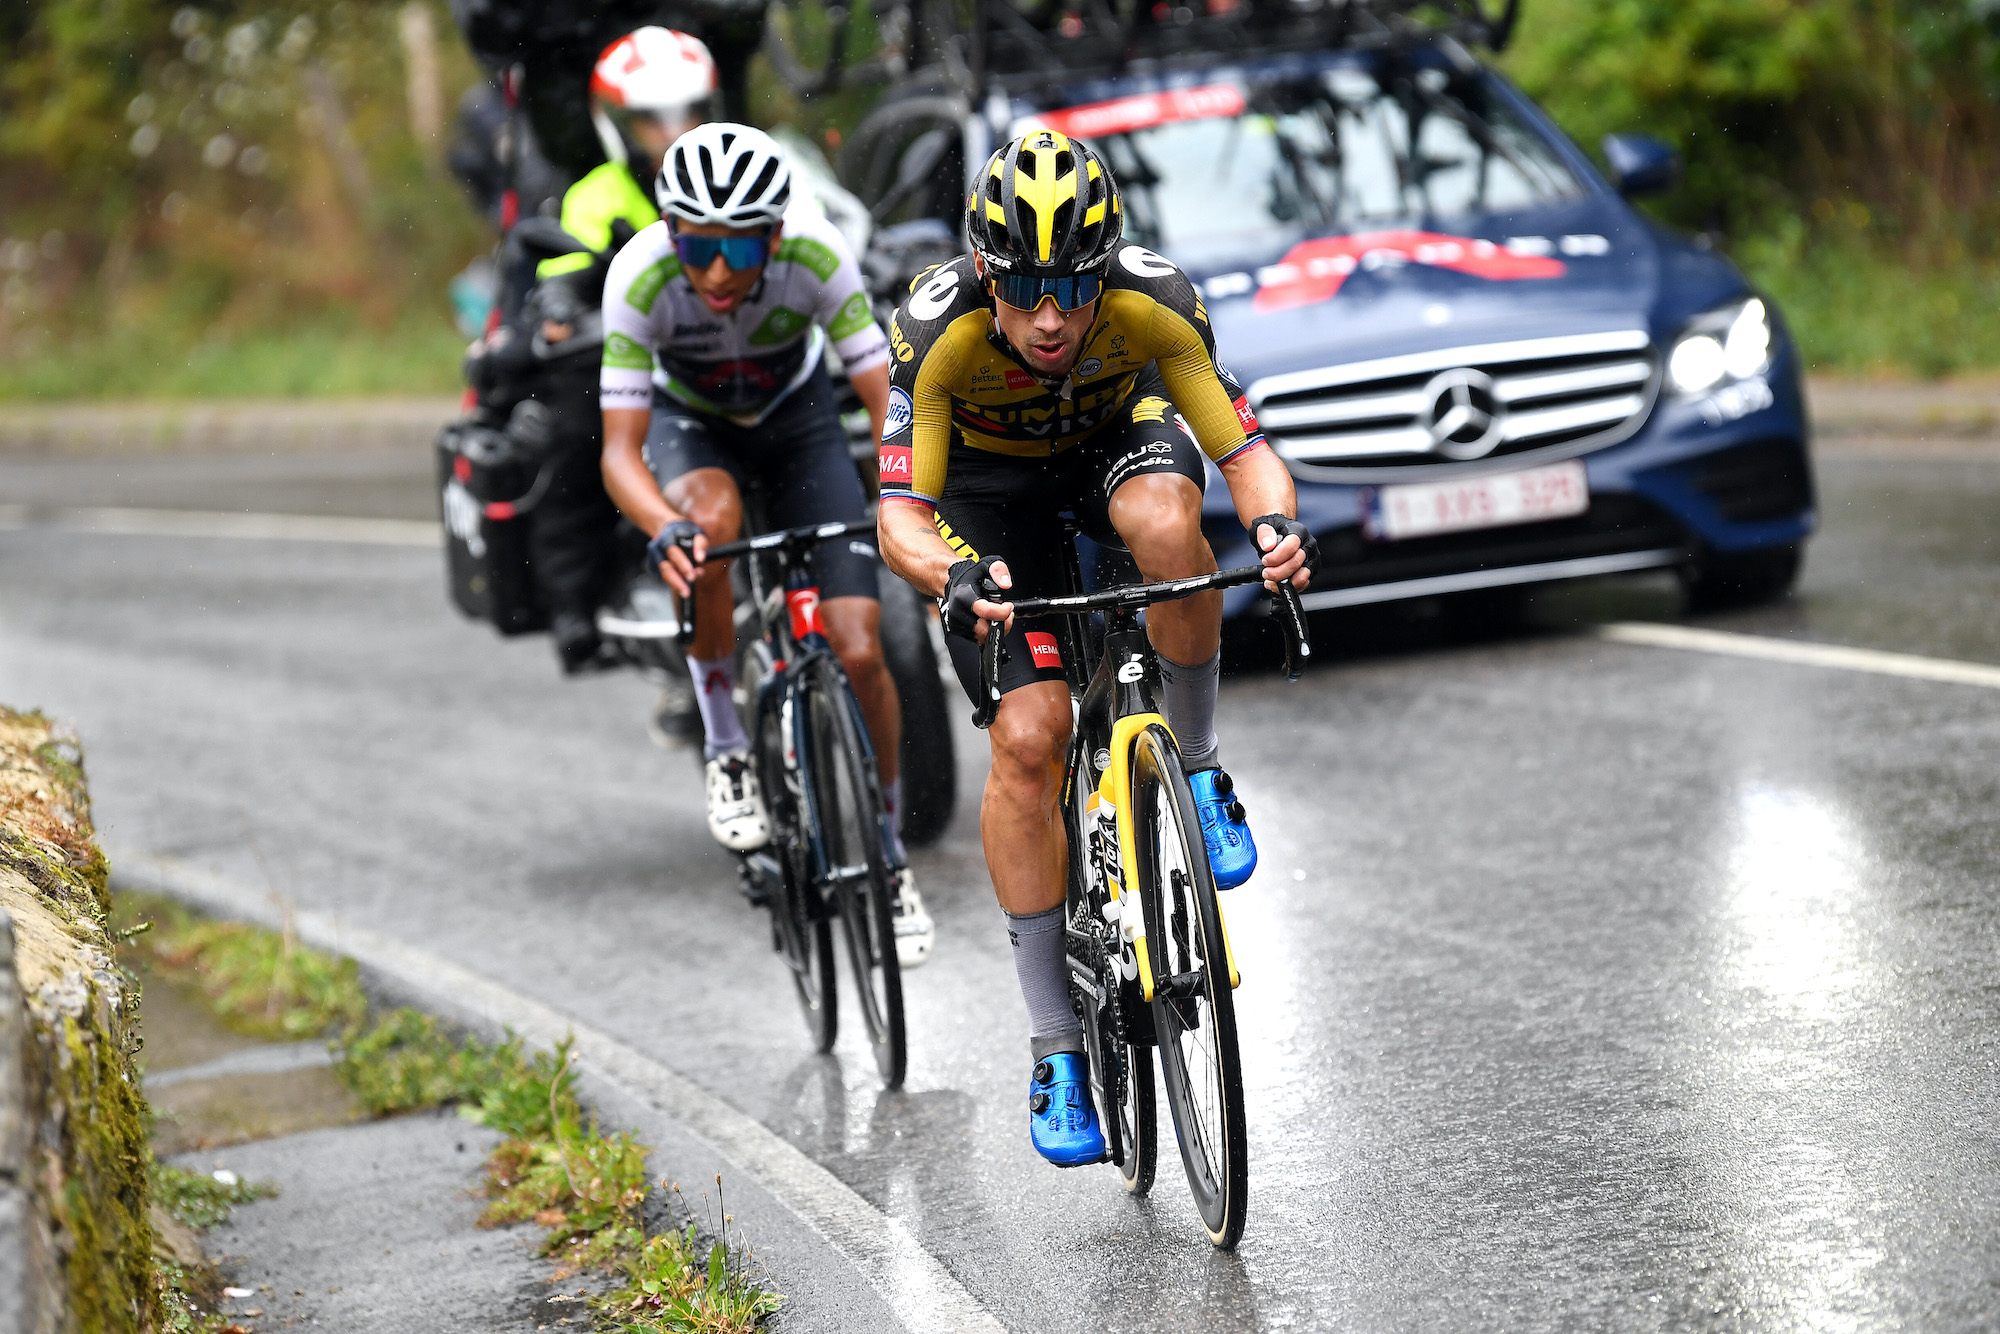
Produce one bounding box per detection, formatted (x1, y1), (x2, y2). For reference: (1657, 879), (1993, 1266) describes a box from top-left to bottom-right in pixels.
(1028, 1053), (1107, 1167)
(1189, 767), (1257, 889)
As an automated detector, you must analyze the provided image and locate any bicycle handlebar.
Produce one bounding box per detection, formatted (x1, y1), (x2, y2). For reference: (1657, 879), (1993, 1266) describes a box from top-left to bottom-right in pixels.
(671, 519), (877, 643)
(970, 566), (1313, 728)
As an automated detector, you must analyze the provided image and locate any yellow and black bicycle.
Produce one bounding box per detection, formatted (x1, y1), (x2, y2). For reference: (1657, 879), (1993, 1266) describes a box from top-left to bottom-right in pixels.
(974, 538), (1309, 1250)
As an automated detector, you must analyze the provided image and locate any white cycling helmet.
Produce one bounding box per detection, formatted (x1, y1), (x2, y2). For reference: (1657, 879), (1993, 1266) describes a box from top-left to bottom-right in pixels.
(589, 27), (718, 171)
(656, 122), (793, 229)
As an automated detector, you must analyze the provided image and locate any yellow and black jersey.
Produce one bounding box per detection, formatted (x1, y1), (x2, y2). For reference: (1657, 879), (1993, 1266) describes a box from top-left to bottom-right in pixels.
(877, 240), (1267, 509)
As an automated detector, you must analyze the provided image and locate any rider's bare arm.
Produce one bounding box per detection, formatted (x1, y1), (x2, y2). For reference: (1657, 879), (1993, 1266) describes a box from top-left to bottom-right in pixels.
(601, 406), (706, 589)
(848, 360), (891, 450)
(1218, 446), (1308, 590)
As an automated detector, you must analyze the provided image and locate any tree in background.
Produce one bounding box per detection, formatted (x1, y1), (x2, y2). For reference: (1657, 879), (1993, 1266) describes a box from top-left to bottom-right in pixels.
(0, 0), (490, 396)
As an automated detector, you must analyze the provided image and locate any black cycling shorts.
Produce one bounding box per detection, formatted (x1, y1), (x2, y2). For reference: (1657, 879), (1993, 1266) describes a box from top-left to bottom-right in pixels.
(642, 362), (878, 602)
(933, 371), (1209, 703)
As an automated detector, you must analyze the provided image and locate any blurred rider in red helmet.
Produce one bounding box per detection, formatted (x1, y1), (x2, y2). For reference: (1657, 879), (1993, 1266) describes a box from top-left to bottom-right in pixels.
(538, 27), (718, 282)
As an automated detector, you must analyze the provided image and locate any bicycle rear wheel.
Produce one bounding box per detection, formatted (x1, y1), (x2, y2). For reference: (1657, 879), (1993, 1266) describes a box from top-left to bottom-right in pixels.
(753, 660), (837, 1053)
(804, 658), (907, 1088)
(1132, 724), (1248, 1249)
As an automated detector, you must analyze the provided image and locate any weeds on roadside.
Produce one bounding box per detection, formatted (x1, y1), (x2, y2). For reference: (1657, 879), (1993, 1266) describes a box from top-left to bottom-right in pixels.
(151, 1161), (276, 1229)
(335, 1008), (524, 1116)
(120, 891), (366, 1041)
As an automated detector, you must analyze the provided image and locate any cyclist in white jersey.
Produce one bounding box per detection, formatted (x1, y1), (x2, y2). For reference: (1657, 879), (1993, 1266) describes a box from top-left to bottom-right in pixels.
(599, 122), (933, 966)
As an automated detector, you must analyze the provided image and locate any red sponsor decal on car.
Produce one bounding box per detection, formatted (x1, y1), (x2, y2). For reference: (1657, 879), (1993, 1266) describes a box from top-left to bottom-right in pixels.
(1025, 631), (1062, 668)
(1250, 230), (1567, 313)
(1005, 368), (1038, 390)
(1233, 395), (1259, 432)
(878, 441), (913, 483)
(1039, 85), (1246, 139)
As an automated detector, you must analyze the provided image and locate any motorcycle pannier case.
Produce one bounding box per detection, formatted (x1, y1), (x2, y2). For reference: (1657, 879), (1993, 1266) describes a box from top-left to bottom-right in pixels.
(436, 418), (548, 635)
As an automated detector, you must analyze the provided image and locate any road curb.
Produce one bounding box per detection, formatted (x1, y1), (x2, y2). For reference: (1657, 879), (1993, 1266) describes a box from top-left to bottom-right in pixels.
(111, 848), (1005, 1334)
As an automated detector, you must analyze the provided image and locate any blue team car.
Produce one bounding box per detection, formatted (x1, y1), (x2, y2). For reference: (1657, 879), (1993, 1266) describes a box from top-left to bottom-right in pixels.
(937, 35), (1814, 621)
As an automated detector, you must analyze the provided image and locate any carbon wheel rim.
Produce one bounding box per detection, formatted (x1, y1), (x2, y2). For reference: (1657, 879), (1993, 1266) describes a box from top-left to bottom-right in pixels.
(806, 666), (905, 1086)
(1135, 729), (1246, 1246)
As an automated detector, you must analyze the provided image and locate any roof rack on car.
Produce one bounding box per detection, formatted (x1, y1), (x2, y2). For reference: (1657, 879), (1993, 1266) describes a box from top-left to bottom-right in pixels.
(763, 0), (1518, 101)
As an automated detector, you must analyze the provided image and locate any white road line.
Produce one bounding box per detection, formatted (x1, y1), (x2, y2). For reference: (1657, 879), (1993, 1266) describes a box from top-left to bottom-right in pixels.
(1600, 621), (2000, 691)
(112, 850), (1005, 1334)
(0, 504), (440, 547)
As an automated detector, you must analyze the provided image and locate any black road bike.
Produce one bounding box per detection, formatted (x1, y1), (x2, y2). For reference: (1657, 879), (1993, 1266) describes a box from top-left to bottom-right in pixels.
(975, 537), (1309, 1249)
(686, 520), (908, 1089)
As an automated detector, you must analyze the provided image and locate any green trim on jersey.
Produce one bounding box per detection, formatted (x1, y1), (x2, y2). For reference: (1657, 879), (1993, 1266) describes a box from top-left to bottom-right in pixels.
(774, 236), (840, 282)
(827, 290), (875, 341)
(623, 255), (685, 315)
(537, 162), (659, 279)
(749, 306), (812, 346)
(603, 332), (654, 371)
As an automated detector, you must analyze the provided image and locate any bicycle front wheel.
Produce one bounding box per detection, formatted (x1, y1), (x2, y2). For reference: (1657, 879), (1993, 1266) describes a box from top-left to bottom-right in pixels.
(804, 658), (907, 1089)
(753, 657), (837, 1054)
(1132, 724), (1248, 1249)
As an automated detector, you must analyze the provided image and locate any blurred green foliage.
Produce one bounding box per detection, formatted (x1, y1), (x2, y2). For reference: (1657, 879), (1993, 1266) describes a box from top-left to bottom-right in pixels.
(0, 0), (489, 397)
(1502, 1), (2000, 376)
(6, 0), (2000, 392)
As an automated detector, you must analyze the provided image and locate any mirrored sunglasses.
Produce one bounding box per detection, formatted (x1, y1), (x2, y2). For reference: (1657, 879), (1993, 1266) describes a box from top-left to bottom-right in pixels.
(673, 231), (771, 272)
(990, 271), (1103, 313)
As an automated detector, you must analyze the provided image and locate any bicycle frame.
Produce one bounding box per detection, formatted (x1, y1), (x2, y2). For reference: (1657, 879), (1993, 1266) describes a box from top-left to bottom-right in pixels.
(709, 520), (892, 901)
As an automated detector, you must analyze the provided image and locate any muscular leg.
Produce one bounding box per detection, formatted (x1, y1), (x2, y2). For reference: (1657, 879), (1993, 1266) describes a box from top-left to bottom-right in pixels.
(982, 680), (1072, 915)
(821, 597), (900, 789)
(663, 467), (742, 660)
(984, 679), (1084, 1056)
(1109, 471), (1220, 664)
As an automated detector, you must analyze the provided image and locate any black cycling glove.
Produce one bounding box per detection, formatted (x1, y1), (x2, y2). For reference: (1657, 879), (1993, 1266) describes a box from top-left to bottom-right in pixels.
(939, 556), (1008, 641)
(646, 519), (703, 573)
(1250, 513), (1319, 576)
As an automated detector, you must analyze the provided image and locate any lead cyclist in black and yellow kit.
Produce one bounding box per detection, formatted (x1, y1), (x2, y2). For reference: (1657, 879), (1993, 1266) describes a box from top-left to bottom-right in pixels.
(877, 130), (1319, 1166)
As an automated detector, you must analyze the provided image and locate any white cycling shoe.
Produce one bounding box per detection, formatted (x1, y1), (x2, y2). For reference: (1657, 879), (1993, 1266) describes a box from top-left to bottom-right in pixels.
(892, 867), (934, 969)
(704, 752), (771, 851)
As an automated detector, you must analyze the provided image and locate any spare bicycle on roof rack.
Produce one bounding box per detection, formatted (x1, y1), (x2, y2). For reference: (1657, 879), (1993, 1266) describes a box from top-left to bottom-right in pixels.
(789, 0), (1814, 631)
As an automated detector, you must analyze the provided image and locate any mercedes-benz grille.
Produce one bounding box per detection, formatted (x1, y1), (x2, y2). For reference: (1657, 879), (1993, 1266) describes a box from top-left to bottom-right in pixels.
(1249, 330), (1659, 480)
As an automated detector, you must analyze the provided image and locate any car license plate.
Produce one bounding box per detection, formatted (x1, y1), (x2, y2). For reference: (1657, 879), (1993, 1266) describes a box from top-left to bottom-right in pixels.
(1363, 460), (1589, 541)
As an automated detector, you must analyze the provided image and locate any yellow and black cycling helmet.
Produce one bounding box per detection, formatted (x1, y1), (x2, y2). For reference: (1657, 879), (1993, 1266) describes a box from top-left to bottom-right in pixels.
(966, 130), (1122, 279)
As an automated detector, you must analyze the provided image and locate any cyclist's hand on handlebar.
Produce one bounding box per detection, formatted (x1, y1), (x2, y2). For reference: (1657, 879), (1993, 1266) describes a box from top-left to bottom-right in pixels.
(648, 518), (706, 598)
(941, 556), (1014, 641)
(1252, 513), (1318, 592)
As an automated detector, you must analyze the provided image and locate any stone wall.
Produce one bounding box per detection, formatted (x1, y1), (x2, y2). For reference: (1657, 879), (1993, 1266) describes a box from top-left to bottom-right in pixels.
(0, 709), (152, 1334)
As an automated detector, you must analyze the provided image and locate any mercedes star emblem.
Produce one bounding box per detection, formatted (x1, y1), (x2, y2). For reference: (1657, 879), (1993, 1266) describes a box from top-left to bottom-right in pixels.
(1421, 367), (1504, 459)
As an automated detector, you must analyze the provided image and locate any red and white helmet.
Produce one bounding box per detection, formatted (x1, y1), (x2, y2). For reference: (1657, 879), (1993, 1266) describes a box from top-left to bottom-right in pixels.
(588, 27), (719, 172)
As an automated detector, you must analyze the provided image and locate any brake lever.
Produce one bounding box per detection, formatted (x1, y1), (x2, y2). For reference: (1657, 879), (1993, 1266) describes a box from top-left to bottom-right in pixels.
(971, 619), (1005, 729)
(1271, 580), (1312, 683)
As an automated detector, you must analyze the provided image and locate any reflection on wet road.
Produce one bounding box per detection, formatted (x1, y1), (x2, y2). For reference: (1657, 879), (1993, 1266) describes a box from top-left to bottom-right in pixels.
(3, 446), (1998, 1330)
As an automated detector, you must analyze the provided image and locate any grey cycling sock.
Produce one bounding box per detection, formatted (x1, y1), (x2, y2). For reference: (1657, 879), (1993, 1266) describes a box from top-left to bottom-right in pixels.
(882, 777), (908, 865)
(1158, 648), (1221, 771)
(687, 655), (748, 760)
(1006, 906), (1083, 1058)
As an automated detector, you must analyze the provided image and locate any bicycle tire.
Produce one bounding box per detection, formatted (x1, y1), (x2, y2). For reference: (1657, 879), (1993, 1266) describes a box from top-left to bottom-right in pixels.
(1068, 781), (1157, 1197)
(1131, 724), (1248, 1249)
(877, 567), (955, 846)
(753, 658), (838, 1054)
(804, 658), (908, 1088)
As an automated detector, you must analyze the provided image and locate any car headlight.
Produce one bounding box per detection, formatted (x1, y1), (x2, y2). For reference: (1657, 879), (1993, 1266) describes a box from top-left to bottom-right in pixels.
(1667, 297), (1773, 396)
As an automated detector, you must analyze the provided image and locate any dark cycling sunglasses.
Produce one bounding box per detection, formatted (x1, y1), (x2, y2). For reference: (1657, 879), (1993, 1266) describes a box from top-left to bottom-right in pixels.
(989, 271), (1103, 313)
(672, 230), (772, 272)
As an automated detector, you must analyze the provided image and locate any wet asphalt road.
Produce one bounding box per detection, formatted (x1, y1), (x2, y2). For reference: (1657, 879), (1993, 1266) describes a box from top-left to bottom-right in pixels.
(5, 440), (2000, 1331)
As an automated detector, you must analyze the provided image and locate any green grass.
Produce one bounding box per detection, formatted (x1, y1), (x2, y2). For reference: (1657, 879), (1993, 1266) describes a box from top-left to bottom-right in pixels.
(122, 892), (368, 1041)
(0, 319), (467, 401)
(150, 1162), (277, 1230)
(1737, 229), (2000, 379)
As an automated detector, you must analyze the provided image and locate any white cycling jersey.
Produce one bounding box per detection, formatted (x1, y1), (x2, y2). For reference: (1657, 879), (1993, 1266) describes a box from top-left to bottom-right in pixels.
(600, 204), (889, 424)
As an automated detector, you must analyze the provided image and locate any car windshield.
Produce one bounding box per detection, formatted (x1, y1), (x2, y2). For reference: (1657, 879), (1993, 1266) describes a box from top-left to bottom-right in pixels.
(1086, 64), (1585, 270)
